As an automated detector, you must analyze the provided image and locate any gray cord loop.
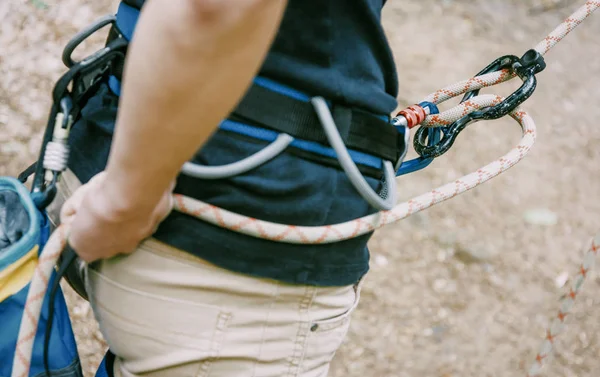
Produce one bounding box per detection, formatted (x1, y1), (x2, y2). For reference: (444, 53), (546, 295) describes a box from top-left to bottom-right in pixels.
(181, 98), (399, 212)
(310, 96), (398, 211)
(181, 134), (294, 179)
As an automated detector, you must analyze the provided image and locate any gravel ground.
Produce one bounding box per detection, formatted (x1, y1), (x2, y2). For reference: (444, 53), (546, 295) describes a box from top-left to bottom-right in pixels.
(2, 1), (600, 376)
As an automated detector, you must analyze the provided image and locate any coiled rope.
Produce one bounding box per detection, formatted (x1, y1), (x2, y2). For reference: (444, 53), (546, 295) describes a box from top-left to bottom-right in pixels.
(12, 1), (600, 376)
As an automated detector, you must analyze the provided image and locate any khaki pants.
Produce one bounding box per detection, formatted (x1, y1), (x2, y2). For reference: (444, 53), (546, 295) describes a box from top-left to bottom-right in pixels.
(48, 170), (364, 377)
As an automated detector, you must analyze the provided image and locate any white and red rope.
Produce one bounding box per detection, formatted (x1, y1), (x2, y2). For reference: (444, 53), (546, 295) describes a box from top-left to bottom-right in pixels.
(12, 1), (600, 376)
(11, 226), (67, 377)
(172, 94), (534, 244)
(526, 234), (600, 377)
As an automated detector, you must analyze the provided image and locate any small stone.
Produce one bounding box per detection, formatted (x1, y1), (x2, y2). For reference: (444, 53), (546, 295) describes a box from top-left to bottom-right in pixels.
(488, 274), (504, 288)
(422, 328), (433, 337)
(523, 208), (558, 226)
(432, 325), (446, 335)
(349, 346), (365, 358)
(436, 250), (447, 262)
(434, 232), (457, 247)
(373, 254), (389, 267)
(92, 329), (105, 342)
(72, 303), (89, 317)
(454, 243), (495, 264)
(555, 271), (569, 289)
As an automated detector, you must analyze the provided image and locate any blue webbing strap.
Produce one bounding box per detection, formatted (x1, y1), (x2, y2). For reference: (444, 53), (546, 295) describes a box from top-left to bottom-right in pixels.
(114, 1), (138, 41)
(108, 75), (386, 171)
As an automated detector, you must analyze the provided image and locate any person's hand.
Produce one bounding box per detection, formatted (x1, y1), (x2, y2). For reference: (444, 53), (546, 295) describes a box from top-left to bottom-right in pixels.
(60, 172), (174, 263)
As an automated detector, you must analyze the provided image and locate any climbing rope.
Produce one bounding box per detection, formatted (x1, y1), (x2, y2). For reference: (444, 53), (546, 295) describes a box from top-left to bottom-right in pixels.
(12, 1), (600, 376)
(526, 235), (599, 376)
(173, 94), (535, 243)
(169, 0), (600, 244)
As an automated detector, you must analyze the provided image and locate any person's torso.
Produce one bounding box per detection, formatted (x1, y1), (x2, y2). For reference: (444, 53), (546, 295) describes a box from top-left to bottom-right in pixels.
(69, 0), (400, 287)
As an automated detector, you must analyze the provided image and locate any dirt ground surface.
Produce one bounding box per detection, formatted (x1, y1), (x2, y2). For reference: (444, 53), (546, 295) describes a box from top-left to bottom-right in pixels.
(2, 0), (600, 376)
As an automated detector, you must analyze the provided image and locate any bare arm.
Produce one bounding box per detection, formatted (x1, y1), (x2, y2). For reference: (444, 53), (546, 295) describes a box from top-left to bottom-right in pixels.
(105, 0), (287, 213)
(63, 0), (287, 261)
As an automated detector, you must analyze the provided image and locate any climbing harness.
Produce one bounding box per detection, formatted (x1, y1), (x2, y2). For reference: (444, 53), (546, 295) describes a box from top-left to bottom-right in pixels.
(9, 1), (600, 376)
(107, 1), (408, 212)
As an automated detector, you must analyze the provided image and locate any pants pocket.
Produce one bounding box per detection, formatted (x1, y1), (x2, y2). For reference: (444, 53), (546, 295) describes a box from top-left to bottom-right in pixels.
(300, 278), (364, 377)
(86, 267), (232, 376)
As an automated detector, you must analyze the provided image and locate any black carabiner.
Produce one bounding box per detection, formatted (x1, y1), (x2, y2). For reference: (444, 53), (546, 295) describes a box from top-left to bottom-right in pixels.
(414, 49), (546, 159)
(62, 14), (117, 68)
(470, 49), (546, 121)
(461, 49), (546, 108)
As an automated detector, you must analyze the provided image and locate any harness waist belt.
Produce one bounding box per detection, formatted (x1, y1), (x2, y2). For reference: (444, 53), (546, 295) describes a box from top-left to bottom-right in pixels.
(230, 84), (404, 163)
(111, 0), (405, 166)
(110, 63), (404, 165)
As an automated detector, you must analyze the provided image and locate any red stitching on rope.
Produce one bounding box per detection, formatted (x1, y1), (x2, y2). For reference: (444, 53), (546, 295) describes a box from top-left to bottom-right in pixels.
(546, 330), (555, 344)
(535, 354), (546, 365)
(569, 289), (577, 299)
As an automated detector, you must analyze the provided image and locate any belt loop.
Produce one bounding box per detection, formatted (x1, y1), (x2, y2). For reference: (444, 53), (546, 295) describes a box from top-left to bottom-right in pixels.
(331, 105), (352, 142)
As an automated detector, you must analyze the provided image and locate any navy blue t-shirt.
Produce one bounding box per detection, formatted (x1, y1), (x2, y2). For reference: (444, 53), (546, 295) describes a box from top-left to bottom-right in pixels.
(68, 0), (399, 287)
(260, 0), (398, 114)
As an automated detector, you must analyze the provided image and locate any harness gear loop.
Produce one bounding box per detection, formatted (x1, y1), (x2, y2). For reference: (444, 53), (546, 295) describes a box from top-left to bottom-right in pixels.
(22, 27), (129, 210)
(61, 14), (118, 68)
(181, 134), (296, 180)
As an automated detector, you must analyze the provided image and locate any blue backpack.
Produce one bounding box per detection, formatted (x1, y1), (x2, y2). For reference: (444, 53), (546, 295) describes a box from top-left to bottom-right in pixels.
(0, 176), (82, 376)
(0, 175), (116, 377)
